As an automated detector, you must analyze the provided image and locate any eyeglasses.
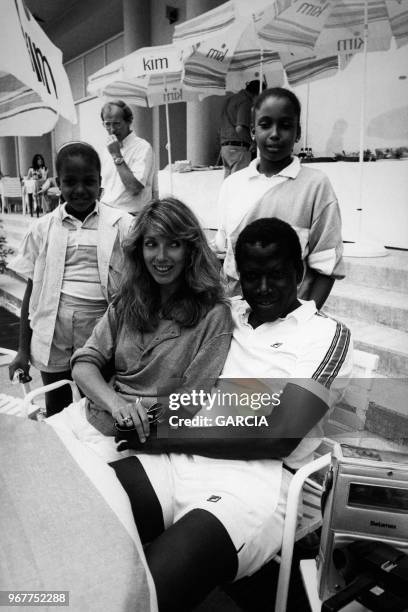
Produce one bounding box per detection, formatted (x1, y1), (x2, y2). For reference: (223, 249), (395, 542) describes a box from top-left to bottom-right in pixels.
(146, 402), (166, 424)
(103, 121), (122, 129)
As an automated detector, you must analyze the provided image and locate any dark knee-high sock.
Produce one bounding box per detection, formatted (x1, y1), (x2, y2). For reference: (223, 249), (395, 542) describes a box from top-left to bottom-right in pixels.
(109, 456), (164, 543)
(145, 509), (238, 612)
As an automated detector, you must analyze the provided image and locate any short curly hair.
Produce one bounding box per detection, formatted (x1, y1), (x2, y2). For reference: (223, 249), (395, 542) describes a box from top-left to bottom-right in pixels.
(56, 141), (101, 175)
(100, 100), (133, 124)
(235, 217), (304, 284)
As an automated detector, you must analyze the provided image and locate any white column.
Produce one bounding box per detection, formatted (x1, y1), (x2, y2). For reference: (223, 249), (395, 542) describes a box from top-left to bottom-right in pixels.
(0, 138), (18, 176)
(186, 0), (225, 166)
(123, 0), (152, 144)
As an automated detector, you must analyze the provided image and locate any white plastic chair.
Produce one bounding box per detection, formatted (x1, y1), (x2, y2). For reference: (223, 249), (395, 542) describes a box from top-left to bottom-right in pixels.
(22, 378), (81, 416)
(274, 444), (334, 612)
(0, 347), (80, 418)
(274, 348), (380, 612)
(0, 177), (24, 214)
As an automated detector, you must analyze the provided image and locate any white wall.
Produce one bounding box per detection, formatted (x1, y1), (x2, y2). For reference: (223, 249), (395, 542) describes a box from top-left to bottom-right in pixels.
(78, 98), (107, 160)
(293, 43), (408, 157)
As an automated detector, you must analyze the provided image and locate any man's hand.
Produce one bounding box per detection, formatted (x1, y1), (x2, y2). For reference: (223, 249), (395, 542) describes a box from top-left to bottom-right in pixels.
(106, 135), (121, 158)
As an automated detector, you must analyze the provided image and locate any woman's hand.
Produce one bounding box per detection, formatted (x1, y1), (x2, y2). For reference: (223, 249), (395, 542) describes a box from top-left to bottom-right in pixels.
(111, 395), (150, 443)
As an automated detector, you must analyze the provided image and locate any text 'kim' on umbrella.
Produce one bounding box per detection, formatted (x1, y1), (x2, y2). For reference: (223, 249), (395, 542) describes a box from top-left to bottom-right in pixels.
(254, 0), (408, 257)
(88, 43), (207, 191)
(173, 1), (343, 98)
(0, 0), (76, 136)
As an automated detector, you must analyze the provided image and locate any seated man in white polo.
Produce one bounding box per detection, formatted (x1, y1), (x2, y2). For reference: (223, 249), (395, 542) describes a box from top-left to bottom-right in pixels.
(111, 217), (353, 612)
(100, 99), (157, 215)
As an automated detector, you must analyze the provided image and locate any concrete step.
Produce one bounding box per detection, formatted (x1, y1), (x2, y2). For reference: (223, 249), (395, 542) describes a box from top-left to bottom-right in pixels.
(324, 426), (408, 453)
(334, 315), (408, 378)
(365, 377), (408, 446)
(325, 281), (408, 333)
(1, 213), (38, 247)
(0, 272), (25, 317)
(1, 213), (40, 258)
(3, 231), (21, 253)
(1, 212), (36, 230)
(343, 250), (408, 293)
(328, 367), (408, 447)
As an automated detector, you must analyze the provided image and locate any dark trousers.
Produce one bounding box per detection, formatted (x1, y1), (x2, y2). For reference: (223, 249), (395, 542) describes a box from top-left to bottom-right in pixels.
(28, 193), (40, 217)
(40, 370), (73, 416)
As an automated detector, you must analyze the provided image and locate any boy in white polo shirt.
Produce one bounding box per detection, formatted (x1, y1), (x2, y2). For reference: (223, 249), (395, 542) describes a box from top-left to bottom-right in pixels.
(111, 217), (353, 612)
(214, 87), (344, 309)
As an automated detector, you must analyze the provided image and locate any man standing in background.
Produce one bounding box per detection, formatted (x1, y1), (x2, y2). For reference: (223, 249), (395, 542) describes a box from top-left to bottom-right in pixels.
(219, 80), (260, 177)
(100, 100), (157, 215)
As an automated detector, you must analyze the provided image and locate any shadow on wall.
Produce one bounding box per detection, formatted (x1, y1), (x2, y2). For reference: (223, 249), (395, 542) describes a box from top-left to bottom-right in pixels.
(324, 119), (348, 157)
(367, 106), (408, 141)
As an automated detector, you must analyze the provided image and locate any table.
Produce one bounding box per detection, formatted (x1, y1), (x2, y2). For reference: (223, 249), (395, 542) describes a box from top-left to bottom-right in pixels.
(0, 414), (157, 612)
(159, 167), (224, 229)
(22, 178), (45, 215)
(159, 160), (408, 249)
(300, 559), (368, 612)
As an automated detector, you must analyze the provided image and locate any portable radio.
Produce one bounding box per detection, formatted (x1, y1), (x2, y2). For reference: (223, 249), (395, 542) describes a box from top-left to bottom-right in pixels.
(317, 443), (408, 603)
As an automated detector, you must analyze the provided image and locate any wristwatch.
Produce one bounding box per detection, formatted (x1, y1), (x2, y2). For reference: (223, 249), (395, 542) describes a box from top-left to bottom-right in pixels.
(113, 156), (124, 165)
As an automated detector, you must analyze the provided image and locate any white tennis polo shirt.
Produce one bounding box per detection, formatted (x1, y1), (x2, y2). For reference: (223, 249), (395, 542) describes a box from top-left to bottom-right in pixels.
(219, 297), (353, 467)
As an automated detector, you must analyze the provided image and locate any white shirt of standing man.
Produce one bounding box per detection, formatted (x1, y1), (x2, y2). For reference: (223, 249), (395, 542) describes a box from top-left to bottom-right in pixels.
(100, 101), (157, 215)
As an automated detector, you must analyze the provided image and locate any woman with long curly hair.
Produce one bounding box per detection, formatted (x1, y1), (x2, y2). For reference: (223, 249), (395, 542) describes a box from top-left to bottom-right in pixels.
(47, 197), (232, 454)
(26, 153), (48, 217)
(117, 195), (226, 332)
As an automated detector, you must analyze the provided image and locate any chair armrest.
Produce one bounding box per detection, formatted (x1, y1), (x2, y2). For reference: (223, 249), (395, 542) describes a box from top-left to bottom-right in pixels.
(23, 380), (81, 416)
(0, 347), (17, 367)
(274, 452), (332, 612)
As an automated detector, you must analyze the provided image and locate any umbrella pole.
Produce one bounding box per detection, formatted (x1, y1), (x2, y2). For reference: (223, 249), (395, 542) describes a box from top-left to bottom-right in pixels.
(254, 15), (264, 95)
(259, 47), (264, 94)
(343, 0), (387, 257)
(304, 81), (310, 150)
(164, 75), (173, 193)
(357, 0), (369, 234)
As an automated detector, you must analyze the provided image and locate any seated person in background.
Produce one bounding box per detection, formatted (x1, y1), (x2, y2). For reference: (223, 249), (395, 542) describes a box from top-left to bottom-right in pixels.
(38, 177), (62, 212)
(8, 142), (133, 416)
(110, 217), (353, 612)
(27, 153), (48, 181)
(26, 153), (48, 217)
(46, 197), (232, 455)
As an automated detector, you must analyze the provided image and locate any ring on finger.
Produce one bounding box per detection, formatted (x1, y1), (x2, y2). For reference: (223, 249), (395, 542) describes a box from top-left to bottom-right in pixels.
(123, 416), (133, 424)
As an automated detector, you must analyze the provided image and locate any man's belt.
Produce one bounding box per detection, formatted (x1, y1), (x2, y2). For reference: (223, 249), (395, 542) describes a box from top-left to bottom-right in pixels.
(221, 140), (250, 149)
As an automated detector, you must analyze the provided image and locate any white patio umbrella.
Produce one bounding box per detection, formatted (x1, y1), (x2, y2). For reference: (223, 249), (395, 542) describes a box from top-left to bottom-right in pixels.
(174, 1), (342, 95)
(173, 0), (346, 178)
(0, 0), (76, 136)
(88, 44), (206, 191)
(254, 0), (408, 256)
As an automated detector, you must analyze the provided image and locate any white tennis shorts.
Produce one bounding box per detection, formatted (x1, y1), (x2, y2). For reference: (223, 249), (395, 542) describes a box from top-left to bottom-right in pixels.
(47, 402), (292, 579)
(136, 452), (291, 580)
